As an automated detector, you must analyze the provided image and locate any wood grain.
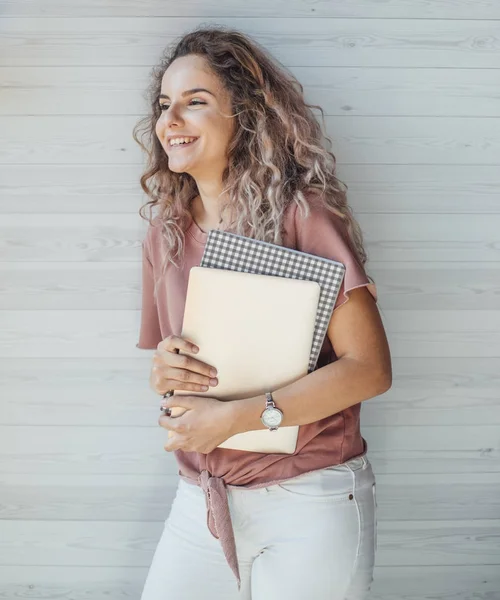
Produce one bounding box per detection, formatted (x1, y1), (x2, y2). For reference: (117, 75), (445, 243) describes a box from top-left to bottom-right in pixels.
(1, 116), (499, 165)
(2, 0), (499, 19)
(1, 19), (499, 68)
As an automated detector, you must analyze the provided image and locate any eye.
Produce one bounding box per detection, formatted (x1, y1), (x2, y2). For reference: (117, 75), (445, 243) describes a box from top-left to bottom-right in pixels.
(158, 99), (206, 111)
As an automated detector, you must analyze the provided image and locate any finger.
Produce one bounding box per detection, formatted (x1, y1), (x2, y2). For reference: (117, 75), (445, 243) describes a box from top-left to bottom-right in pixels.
(158, 413), (181, 432)
(164, 395), (196, 410)
(158, 335), (199, 355)
(169, 352), (218, 378)
(163, 432), (180, 452)
(151, 369), (213, 394)
(161, 380), (210, 394)
(167, 366), (217, 388)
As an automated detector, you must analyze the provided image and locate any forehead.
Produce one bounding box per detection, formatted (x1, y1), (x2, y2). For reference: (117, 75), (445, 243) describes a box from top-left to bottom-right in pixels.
(160, 55), (223, 94)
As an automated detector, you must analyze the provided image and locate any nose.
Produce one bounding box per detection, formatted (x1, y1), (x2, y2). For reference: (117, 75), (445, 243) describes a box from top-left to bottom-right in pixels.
(159, 104), (184, 129)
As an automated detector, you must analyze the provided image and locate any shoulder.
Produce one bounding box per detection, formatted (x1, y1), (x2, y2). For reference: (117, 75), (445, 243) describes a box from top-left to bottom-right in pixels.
(283, 190), (377, 310)
(283, 190), (350, 257)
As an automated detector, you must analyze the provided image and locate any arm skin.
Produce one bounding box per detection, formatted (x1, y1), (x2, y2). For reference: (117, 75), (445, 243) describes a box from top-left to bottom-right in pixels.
(226, 286), (392, 436)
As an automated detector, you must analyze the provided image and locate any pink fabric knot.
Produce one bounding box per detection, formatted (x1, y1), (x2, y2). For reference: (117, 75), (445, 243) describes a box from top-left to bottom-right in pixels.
(198, 469), (241, 590)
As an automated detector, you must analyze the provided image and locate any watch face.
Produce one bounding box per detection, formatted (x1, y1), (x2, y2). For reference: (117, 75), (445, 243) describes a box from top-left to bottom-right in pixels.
(263, 408), (283, 427)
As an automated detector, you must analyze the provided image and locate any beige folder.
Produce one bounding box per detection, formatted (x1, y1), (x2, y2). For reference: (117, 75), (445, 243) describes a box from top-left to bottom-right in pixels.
(168, 266), (321, 454)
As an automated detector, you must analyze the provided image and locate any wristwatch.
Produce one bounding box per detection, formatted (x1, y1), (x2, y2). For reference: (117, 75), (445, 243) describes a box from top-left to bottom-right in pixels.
(261, 392), (283, 431)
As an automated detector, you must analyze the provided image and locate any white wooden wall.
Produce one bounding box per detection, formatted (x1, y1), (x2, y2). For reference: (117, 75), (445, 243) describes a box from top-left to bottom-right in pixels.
(1, 2), (499, 598)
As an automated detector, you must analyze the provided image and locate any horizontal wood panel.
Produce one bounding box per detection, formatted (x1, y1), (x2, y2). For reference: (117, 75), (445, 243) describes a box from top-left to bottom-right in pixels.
(2, 262), (499, 310)
(2, 116), (499, 166)
(2, 213), (500, 262)
(1, 309), (500, 357)
(1, 425), (498, 475)
(1, 358), (499, 427)
(0, 518), (498, 566)
(2, 67), (500, 118)
(0, 565), (498, 600)
(1, 471), (499, 522)
(1, 164), (499, 215)
(2, 0), (499, 19)
(1, 19), (499, 68)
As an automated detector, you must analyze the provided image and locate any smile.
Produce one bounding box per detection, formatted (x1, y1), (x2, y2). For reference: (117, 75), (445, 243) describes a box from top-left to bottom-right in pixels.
(168, 137), (199, 150)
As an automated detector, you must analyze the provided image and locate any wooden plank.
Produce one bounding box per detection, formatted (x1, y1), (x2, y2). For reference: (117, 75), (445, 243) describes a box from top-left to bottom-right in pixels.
(1, 261), (499, 310)
(368, 263), (500, 310)
(2, 357), (499, 427)
(337, 165), (500, 214)
(357, 214), (500, 262)
(1, 309), (500, 357)
(2, 66), (500, 118)
(380, 310), (500, 357)
(1, 116), (499, 166)
(0, 425), (498, 475)
(369, 565), (500, 600)
(0, 565), (498, 600)
(2, 0), (499, 19)
(0, 518), (498, 566)
(1, 164), (499, 215)
(0, 164), (147, 214)
(2, 213), (500, 263)
(1, 19), (499, 68)
(2, 471), (500, 522)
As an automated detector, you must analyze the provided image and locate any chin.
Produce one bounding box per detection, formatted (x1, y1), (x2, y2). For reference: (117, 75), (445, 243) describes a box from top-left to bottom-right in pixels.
(167, 162), (193, 175)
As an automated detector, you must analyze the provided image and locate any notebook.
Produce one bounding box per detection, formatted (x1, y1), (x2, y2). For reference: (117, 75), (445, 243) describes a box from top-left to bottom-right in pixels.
(169, 266), (321, 453)
(200, 229), (346, 372)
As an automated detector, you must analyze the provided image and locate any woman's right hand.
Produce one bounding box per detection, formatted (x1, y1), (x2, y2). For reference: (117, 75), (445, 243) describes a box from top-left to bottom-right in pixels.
(150, 335), (219, 396)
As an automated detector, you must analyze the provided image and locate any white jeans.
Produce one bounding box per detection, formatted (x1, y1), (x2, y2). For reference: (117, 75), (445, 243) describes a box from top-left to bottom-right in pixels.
(141, 455), (377, 600)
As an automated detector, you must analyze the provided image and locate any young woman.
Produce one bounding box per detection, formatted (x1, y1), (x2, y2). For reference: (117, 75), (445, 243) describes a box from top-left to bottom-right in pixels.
(134, 26), (392, 600)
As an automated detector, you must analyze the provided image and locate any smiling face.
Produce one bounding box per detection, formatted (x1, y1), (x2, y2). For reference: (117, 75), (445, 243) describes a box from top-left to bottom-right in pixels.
(155, 54), (236, 180)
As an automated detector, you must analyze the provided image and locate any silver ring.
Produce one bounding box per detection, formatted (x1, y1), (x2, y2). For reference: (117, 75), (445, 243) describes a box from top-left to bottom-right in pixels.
(160, 390), (174, 416)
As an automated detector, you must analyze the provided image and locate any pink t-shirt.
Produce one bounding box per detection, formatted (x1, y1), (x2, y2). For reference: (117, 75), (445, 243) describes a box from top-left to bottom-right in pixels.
(137, 192), (377, 586)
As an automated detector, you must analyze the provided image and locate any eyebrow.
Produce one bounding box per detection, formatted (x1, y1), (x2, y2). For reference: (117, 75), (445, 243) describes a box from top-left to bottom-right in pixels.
(158, 88), (216, 100)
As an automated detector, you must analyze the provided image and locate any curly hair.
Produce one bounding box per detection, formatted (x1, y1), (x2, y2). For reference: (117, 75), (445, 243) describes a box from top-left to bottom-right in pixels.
(133, 25), (371, 298)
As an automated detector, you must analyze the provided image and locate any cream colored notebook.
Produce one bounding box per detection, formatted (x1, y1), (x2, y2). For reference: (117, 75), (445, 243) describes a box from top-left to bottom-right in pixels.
(168, 266), (321, 454)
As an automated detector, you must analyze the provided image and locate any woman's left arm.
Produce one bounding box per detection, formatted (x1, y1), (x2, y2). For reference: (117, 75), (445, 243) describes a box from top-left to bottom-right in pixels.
(160, 281), (391, 452)
(228, 285), (392, 434)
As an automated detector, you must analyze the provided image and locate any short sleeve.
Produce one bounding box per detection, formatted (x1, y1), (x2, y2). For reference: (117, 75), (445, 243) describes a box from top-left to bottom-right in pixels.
(136, 228), (163, 349)
(293, 195), (377, 311)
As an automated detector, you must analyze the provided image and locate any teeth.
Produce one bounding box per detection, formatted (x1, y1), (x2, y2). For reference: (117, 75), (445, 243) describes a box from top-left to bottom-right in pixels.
(170, 137), (197, 146)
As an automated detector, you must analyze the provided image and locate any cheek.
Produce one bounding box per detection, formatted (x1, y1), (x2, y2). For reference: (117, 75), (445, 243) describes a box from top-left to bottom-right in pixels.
(155, 118), (164, 140)
(204, 118), (233, 152)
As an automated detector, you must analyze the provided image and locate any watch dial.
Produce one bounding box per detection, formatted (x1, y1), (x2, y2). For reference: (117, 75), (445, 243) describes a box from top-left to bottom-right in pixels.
(266, 408), (282, 427)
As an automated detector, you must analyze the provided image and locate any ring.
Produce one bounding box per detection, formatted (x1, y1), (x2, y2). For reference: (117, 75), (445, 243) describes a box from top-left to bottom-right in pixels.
(160, 390), (174, 416)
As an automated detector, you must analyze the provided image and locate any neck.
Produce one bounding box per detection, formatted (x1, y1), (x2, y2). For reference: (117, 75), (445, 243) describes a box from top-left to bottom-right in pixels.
(190, 178), (229, 230)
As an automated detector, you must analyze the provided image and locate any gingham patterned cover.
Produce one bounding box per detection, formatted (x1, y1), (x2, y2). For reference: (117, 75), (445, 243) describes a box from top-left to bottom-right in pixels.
(200, 229), (345, 373)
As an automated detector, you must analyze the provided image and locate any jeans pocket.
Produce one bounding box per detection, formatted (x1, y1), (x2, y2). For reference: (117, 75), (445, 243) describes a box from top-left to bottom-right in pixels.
(275, 467), (355, 503)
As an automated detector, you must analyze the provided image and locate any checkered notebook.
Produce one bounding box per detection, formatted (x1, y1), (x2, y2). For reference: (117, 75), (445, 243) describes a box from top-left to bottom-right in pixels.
(200, 229), (345, 372)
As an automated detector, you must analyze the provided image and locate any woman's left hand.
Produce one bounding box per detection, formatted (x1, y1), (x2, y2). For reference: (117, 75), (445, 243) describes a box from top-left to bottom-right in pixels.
(159, 395), (237, 454)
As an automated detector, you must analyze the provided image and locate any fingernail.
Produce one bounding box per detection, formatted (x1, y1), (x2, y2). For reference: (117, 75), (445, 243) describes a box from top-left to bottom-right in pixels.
(210, 368), (217, 377)
(209, 378), (218, 386)
(192, 345), (199, 353)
